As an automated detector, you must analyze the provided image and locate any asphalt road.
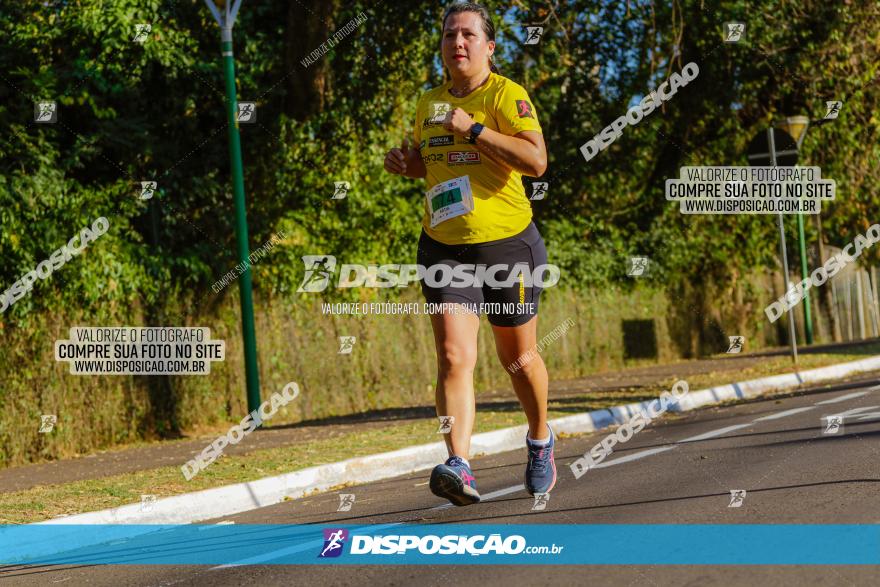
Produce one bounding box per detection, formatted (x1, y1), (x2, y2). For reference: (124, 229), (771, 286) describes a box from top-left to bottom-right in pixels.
(3, 380), (880, 586)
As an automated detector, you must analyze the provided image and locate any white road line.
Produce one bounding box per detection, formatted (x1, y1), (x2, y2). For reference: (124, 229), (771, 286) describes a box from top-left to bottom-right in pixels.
(829, 405), (879, 418)
(677, 424), (752, 442)
(478, 484), (525, 501)
(592, 446), (675, 468)
(814, 391), (870, 405)
(753, 407), (815, 421)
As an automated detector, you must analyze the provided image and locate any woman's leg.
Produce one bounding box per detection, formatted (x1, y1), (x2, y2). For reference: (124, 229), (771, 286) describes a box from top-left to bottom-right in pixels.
(430, 306), (481, 458)
(492, 315), (556, 494)
(490, 315), (549, 440)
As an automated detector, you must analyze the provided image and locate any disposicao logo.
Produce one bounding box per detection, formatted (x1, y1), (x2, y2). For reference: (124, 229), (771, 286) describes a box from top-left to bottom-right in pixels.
(297, 255), (560, 292)
(319, 529), (349, 558)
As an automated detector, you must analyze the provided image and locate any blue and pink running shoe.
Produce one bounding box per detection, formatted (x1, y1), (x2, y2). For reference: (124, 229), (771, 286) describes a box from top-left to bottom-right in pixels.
(430, 456), (481, 506)
(525, 424), (557, 495)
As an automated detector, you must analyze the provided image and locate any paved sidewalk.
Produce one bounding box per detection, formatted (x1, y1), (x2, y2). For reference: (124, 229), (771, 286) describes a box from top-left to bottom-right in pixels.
(1, 339), (876, 494)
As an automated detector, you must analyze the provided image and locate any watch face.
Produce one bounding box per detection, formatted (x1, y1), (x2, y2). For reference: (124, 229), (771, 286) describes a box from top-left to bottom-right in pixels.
(469, 124), (483, 143)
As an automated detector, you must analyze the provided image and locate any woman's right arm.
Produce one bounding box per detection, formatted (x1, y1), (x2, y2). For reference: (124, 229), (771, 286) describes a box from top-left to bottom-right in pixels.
(384, 138), (426, 179)
(403, 143), (427, 178)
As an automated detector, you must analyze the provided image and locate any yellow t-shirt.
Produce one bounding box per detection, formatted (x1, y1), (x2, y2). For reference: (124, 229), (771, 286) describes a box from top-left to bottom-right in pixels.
(413, 73), (543, 245)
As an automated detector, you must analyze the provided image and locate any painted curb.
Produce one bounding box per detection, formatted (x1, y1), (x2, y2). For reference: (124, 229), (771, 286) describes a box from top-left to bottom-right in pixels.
(13, 354), (880, 562)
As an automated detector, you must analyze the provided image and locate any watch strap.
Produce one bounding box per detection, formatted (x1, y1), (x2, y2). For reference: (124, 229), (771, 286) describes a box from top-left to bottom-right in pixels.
(467, 123), (484, 144)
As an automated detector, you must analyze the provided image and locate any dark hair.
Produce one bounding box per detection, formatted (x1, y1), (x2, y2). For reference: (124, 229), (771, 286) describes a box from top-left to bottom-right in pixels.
(441, 2), (499, 74)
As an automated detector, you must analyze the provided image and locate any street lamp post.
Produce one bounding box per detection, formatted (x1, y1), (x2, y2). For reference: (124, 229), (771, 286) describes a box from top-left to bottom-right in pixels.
(748, 127), (800, 366)
(779, 115), (814, 345)
(768, 129), (798, 365)
(204, 0), (262, 413)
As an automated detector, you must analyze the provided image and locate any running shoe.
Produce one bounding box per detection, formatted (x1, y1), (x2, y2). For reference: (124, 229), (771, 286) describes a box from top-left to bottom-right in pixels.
(429, 456), (481, 506)
(524, 424), (557, 495)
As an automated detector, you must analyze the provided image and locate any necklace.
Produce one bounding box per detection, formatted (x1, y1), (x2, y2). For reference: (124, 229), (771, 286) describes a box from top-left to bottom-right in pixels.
(449, 72), (491, 98)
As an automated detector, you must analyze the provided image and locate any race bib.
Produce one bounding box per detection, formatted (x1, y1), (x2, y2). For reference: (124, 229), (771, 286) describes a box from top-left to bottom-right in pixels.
(426, 175), (475, 228)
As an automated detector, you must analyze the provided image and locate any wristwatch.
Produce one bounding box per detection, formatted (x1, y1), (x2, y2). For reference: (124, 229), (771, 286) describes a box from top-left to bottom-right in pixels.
(467, 123), (485, 144)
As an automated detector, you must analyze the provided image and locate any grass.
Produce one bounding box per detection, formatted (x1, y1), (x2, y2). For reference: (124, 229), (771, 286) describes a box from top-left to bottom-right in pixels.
(1, 343), (878, 524)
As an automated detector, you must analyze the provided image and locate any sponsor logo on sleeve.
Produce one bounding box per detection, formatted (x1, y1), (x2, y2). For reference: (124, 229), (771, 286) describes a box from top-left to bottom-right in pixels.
(516, 100), (535, 119)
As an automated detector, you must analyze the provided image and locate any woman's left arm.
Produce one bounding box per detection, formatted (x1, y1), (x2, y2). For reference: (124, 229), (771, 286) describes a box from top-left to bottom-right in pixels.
(443, 108), (547, 177)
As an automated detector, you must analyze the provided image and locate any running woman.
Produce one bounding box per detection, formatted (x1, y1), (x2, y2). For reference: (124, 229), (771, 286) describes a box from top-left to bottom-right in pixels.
(383, 2), (555, 506)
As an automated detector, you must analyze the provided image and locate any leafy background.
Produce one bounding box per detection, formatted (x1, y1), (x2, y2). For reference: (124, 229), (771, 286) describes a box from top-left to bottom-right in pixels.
(0, 0), (878, 464)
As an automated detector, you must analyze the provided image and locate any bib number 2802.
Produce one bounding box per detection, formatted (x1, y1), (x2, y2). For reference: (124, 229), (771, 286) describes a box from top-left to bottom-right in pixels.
(426, 175), (475, 228)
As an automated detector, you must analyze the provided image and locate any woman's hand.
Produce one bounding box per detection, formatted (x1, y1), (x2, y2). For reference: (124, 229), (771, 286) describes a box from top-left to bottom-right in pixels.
(384, 138), (426, 178)
(384, 138), (410, 175)
(442, 108), (475, 137)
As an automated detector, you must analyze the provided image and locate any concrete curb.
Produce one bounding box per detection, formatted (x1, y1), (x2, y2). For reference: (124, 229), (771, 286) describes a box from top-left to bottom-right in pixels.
(16, 354), (880, 561)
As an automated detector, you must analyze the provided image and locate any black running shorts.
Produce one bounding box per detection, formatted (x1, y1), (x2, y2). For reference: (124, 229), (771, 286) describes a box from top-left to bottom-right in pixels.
(416, 222), (549, 327)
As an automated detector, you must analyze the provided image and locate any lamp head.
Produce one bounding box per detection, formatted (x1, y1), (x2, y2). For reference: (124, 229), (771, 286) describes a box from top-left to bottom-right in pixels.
(780, 115), (810, 148)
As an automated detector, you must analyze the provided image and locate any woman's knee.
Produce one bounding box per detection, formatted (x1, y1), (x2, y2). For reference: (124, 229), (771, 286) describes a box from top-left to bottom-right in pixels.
(506, 351), (545, 378)
(436, 341), (478, 374)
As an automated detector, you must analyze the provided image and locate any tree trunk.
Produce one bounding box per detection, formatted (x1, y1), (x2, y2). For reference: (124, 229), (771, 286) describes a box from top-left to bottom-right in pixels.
(283, 0), (340, 121)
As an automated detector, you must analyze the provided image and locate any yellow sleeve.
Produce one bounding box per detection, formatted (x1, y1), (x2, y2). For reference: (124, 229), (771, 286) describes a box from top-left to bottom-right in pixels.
(494, 81), (543, 136)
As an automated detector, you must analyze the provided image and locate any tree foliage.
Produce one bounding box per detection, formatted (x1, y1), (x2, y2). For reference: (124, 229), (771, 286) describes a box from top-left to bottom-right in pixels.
(1, 0), (878, 321)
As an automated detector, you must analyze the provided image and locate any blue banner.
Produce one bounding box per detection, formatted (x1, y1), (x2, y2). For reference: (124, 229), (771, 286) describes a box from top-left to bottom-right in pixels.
(2, 524), (879, 565)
